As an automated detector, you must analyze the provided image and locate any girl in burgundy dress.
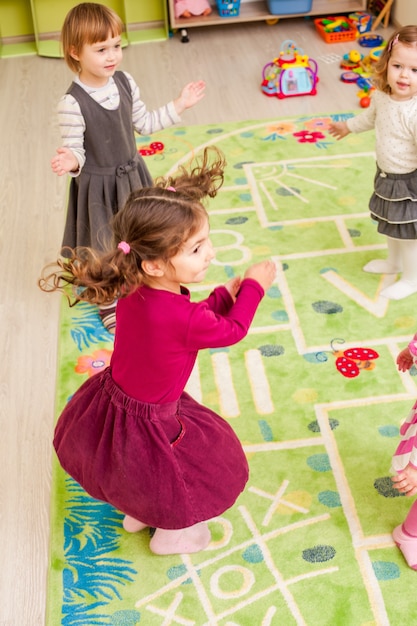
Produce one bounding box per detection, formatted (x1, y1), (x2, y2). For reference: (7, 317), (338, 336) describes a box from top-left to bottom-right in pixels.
(40, 147), (276, 555)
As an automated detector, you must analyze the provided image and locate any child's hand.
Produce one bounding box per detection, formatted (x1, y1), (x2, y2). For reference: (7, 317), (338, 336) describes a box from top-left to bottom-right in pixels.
(244, 260), (276, 292)
(392, 465), (417, 496)
(51, 147), (79, 176)
(224, 276), (241, 302)
(397, 347), (414, 372)
(174, 81), (206, 114)
(328, 122), (350, 140)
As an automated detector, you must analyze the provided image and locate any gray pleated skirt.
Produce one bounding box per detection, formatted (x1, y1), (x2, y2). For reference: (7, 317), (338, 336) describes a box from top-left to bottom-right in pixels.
(369, 166), (417, 239)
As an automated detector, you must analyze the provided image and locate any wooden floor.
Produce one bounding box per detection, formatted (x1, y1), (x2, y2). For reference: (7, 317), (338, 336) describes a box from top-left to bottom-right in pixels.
(0, 16), (394, 625)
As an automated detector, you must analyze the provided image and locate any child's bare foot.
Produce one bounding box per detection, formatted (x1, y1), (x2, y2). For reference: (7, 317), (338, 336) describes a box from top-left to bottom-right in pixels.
(123, 515), (147, 533)
(150, 522), (211, 555)
(203, 7), (212, 15)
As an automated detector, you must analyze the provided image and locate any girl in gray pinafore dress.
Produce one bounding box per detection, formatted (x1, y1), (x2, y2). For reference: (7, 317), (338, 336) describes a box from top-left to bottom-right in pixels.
(51, 3), (206, 330)
(62, 71), (153, 253)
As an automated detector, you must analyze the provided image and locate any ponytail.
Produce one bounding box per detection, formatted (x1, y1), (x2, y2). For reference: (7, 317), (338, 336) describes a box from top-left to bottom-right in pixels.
(39, 245), (142, 306)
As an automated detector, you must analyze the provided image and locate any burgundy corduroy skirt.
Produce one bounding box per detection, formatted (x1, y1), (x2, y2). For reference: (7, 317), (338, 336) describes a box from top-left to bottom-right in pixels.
(54, 368), (249, 529)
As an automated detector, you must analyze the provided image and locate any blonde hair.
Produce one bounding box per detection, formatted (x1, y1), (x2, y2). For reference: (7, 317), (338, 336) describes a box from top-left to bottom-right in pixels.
(373, 25), (417, 93)
(61, 3), (123, 73)
(39, 147), (226, 306)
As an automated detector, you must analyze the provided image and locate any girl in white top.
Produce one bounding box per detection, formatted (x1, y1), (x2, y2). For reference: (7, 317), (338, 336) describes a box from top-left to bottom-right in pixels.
(329, 26), (417, 301)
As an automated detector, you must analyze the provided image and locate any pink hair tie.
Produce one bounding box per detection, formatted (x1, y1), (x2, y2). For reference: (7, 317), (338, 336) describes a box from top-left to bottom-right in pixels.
(167, 186), (176, 192)
(389, 34), (399, 51)
(118, 241), (130, 254)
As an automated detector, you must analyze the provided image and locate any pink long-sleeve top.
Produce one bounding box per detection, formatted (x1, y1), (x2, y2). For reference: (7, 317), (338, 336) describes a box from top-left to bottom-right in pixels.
(111, 279), (264, 404)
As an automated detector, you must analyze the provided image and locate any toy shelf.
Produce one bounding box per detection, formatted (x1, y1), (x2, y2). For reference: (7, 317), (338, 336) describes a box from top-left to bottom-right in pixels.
(0, 0), (168, 58)
(123, 0), (168, 45)
(0, 0), (37, 57)
(167, 0), (367, 30)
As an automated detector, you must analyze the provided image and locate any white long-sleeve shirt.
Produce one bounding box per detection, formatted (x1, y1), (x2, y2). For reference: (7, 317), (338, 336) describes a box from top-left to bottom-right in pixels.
(56, 71), (181, 172)
(347, 90), (417, 174)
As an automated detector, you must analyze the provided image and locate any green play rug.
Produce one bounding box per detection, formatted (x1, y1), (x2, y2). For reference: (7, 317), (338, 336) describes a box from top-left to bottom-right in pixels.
(47, 114), (417, 625)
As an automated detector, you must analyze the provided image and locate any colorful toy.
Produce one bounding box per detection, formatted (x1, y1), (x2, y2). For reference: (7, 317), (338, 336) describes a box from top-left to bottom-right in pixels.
(261, 40), (318, 99)
(340, 49), (364, 70)
(356, 75), (374, 107)
(340, 67), (374, 107)
(358, 33), (384, 47)
(174, 0), (212, 18)
(369, 45), (385, 62)
(347, 49), (362, 64)
(321, 17), (351, 33)
(339, 38), (383, 108)
(348, 11), (373, 35)
(341, 71), (360, 83)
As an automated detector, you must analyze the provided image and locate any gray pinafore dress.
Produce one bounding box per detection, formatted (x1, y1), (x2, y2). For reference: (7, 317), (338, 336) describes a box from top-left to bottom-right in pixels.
(61, 71), (153, 253)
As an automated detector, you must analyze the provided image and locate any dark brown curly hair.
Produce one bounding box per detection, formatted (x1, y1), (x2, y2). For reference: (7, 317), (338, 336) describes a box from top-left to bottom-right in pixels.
(39, 146), (226, 306)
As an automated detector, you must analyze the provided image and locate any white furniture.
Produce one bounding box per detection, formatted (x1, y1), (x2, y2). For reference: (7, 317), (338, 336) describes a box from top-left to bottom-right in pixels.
(167, 0), (368, 31)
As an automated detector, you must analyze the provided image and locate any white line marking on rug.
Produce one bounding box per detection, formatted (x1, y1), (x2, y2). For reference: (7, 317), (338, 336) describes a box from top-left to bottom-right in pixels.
(315, 403), (363, 541)
(249, 480), (309, 525)
(321, 269), (394, 318)
(245, 349), (274, 414)
(247, 153), (376, 167)
(306, 335), (416, 355)
(212, 352), (240, 418)
(261, 605), (277, 626)
(314, 400), (394, 626)
(260, 180), (280, 211)
(272, 254), (307, 355)
(356, 549), (391, 626)
(244, 438), (324, 453)
(134, 511), (332, 620)
(146, 591), (195, 625)
(334, 216), (357, 249)
(182, 554), (218, 624)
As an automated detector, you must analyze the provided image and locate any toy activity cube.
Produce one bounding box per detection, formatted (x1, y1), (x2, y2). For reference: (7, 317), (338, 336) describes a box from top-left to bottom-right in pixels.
(261, 39), (319, 99)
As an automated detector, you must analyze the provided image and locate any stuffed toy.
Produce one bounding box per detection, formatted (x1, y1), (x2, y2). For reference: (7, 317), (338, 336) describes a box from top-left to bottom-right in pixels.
(174, 0), (212, 18)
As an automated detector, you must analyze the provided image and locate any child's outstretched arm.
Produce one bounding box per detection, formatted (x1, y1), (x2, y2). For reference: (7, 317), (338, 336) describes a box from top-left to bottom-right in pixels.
(397, 346), (414, 372)
(202, 261), (275, 317)
(392, 465), (417, 497)
(243, 260), (276, 293)
(328, 121), (351, 141)
(173, 81), (206, 115)
(224, 276), (242, 303)
(51, 147), (80, 176)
